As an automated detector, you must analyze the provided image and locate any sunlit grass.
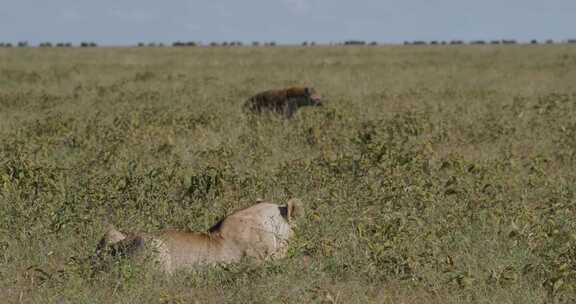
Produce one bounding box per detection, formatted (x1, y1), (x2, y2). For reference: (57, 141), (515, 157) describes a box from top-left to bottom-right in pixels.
(1, 44), (576, 303)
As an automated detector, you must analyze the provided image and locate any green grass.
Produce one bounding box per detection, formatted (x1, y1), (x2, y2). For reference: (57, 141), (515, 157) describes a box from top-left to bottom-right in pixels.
(1, 44), (576, 303)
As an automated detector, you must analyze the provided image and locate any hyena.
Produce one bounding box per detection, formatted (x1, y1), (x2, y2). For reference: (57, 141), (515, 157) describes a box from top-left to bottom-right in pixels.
(244, 87), (323, 119)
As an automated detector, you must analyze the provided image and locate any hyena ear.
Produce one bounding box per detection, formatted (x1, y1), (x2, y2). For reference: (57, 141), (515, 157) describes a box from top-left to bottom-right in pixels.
(286, 198), (304, 221)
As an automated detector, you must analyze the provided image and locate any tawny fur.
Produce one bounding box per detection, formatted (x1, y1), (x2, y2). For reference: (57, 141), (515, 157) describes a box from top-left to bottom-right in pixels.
(95, 198), (304, 274)
(244, 87), (322, 119)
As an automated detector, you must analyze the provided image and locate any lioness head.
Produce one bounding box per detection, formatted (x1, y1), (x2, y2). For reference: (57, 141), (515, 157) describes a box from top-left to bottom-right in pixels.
(283, 198), (304, 221)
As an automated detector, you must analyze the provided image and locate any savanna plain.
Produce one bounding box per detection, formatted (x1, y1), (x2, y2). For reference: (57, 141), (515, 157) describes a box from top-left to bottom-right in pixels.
(1, 45), (576, 303)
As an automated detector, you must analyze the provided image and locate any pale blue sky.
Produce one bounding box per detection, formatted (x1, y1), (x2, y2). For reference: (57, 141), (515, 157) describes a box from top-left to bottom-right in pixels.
(1, 0), (575, 45)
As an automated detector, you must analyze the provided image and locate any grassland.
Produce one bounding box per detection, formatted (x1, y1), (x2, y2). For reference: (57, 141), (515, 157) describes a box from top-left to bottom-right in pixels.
(1, 44), (576, 303)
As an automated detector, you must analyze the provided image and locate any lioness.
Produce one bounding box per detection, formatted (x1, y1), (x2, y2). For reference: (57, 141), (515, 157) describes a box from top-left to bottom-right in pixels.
(95, 198), (303, 274)
(244, 87), (323, 119)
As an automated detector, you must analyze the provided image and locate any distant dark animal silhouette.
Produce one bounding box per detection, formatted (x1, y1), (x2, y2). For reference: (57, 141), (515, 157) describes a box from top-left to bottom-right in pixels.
(244, 87), (323, 119)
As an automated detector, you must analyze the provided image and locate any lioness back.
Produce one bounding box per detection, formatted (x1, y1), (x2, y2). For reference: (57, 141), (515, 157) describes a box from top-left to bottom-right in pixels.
(157, 230), (240, 272)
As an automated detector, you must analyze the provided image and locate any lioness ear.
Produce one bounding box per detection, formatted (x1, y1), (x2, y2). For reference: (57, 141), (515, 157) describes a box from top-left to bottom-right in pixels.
(95, 224), (127, 258)
(286, 198), (304, 221)
(104, 224), (127, 244)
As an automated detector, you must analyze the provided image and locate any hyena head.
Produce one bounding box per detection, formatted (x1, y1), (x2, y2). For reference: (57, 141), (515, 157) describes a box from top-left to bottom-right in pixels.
(304, 87), (323, 106)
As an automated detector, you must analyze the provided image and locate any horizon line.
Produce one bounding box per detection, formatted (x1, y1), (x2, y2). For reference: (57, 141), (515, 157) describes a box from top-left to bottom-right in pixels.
(4, 38), (576, 48)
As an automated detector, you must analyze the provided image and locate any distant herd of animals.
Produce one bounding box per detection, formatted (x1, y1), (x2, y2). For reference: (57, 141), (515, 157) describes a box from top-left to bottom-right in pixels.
(4, 39), (576, 48)
(95, 87), (322, 274)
